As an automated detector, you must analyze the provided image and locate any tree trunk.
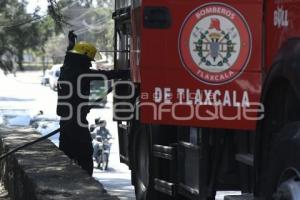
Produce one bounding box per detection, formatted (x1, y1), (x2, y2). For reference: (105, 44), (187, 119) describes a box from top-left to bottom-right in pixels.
(42, 55), (46, 76)
(17, 51), (24, 71)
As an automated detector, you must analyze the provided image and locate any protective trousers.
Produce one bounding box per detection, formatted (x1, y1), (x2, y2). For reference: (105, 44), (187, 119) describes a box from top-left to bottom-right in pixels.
(59, 119), (93, 176)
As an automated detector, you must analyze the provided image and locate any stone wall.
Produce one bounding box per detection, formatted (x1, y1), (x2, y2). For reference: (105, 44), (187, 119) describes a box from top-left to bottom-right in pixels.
(0, 127), (118, 200)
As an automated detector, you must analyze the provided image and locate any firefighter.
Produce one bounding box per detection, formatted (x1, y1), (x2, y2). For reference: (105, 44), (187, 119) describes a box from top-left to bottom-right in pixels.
(56, 32), (129, 176)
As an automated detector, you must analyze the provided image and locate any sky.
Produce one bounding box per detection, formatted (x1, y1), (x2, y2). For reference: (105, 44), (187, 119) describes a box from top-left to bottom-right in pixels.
(26, 0), (49, 14)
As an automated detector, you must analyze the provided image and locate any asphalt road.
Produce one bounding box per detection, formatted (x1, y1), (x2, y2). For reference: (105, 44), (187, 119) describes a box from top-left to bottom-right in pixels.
(88, 104), (135, 200)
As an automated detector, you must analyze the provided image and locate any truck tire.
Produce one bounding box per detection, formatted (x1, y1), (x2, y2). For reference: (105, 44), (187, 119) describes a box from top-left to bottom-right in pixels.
(255, 39), (300, 198)
(256, 81), (300, 199)
(263, 122), (300, 199)
(133, 123), (154, 200)
(255, 75), (300, 198)
(132, 123), (175, 200)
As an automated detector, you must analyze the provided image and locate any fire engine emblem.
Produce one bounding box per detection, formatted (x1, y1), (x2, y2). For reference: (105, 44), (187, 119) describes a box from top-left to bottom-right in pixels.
(179, 3), (252, 84)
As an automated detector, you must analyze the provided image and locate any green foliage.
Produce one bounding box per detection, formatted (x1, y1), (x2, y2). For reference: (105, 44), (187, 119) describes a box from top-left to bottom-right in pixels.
(0, 0), (56, 72)
(0, 0), (115, 73)
(48, 0), (71, 33)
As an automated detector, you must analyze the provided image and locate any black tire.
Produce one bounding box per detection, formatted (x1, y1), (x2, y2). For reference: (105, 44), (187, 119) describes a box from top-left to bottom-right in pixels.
(255, 77), (300, 198)
(102, 153), (109, 170)
(263, 122), (300, 199)
(133, 124), (153, 200)
(129, 98), (174, 200)
(132, 124), (175, 200)
(96, 151), (102, 169)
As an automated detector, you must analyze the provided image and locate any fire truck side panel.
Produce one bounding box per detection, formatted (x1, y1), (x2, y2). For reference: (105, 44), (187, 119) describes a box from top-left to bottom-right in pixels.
(139, 0), (263, 130)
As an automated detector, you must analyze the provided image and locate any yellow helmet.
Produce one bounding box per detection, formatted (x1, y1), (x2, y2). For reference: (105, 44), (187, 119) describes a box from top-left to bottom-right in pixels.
(69, 41), (97, 60)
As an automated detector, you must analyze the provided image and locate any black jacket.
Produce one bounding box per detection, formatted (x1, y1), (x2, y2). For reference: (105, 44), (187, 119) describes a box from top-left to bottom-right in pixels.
(56, 52), (129, 119)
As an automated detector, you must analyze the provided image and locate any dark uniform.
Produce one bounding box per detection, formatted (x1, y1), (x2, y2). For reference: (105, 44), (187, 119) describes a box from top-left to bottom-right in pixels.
(57, 51), (129, 176)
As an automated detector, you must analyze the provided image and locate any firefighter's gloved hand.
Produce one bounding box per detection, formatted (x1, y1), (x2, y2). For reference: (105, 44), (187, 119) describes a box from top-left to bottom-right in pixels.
(67, 30), (77, 51)
(68, 30), (77, 43)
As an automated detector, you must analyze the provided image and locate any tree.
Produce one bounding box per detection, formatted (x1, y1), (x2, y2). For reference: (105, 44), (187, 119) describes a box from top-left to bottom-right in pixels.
(0, 0), (20, 72)
(0, 0), (115, 73)
(0, 0), (55, 72)
(7, 1), (56, 71)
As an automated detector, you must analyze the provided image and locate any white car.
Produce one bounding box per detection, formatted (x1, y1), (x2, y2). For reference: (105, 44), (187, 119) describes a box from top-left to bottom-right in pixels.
(41, 69), (50, 86)
(49, 64), (62, 91)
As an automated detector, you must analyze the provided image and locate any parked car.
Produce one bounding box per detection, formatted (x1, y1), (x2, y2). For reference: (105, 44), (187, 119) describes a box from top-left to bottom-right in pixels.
(49, 64), (62, 91)
(41, 69), (50, 86)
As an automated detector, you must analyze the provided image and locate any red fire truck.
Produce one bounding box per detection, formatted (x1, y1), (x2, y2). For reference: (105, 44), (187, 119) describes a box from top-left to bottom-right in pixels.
(113, 0), (300, 199)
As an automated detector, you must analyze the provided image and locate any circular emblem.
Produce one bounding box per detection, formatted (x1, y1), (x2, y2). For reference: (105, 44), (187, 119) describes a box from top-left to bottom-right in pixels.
(179, 3), (252, 84)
